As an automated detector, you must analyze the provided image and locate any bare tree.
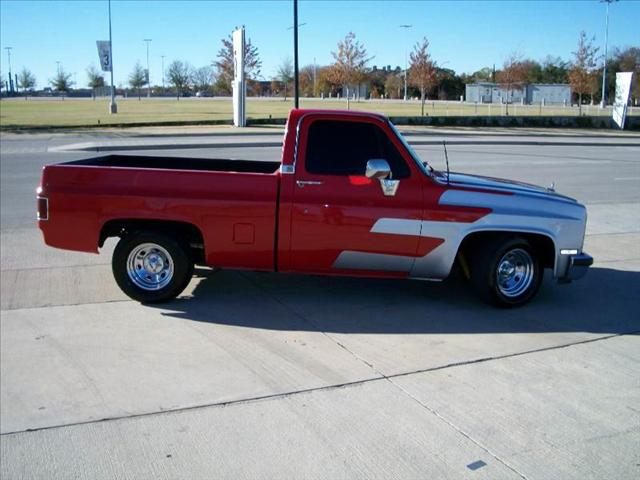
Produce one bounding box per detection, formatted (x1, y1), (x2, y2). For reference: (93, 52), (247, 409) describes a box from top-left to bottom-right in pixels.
(277, 57), (293, 100)
(86, 64), (105, 100)
(408, 38), (438, 116)
(49, 67), (73, 93)
(129, 61), (146, 100)
(191, 66), (215, 94)
(167, 60), (191, 100)
(568, 31), (599, 115)
(214, 34), (262, 93)
(17, 68), (36, 98)
(328, 32), (371, 109)
(496, 52), (527, 115)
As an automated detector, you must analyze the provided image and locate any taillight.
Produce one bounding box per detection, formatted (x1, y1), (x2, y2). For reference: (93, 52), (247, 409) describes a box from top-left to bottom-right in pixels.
(37, 196), (48, 221)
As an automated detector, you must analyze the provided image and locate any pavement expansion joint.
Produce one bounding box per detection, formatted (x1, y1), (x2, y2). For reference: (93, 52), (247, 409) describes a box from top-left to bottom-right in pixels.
(236, 271), (385, 376)
(386, 377), (530, 480)
(2, 331), (635, 438)
(0, 298), (133, 313)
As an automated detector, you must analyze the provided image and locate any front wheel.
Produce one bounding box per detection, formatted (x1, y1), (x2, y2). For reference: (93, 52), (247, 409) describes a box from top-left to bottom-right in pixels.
(470, 237), (543, 308)
(112, 231), (194, 303)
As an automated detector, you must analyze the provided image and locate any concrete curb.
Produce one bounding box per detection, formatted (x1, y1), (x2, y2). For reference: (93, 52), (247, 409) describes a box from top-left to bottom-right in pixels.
(50, 138), (640, 153)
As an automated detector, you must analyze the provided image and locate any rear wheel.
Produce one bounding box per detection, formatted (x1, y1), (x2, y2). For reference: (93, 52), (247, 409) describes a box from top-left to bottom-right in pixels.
(470, 236), (543, 308)
(112, 231), (194, 303)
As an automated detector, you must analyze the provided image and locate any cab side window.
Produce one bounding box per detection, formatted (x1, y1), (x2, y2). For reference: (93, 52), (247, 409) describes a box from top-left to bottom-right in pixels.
(305, 120), (410, 178)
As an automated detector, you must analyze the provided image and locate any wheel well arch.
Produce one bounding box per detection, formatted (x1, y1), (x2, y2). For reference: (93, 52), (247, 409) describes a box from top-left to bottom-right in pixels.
(457, 230), (556, 270)
(99, 219), (205, 264)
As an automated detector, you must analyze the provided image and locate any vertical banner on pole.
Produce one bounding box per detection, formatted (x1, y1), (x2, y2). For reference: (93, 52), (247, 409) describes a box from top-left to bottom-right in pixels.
(96, 41), (112, 72)
(232, 27), (246, 127)
(612, 72), (633, 130)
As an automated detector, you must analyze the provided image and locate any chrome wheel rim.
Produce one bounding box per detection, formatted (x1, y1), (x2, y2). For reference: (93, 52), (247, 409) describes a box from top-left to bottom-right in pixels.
(126, 243), (174, 291)
(496, 248), (534, 298)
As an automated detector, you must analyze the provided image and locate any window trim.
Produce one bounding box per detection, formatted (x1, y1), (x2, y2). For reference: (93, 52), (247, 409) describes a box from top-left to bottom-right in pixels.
(299, 116), (412, 179)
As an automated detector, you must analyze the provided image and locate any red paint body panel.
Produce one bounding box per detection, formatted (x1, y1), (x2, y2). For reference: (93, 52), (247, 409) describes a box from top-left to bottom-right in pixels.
(287, 112), (424, 273)
(39, 164), (279, 271)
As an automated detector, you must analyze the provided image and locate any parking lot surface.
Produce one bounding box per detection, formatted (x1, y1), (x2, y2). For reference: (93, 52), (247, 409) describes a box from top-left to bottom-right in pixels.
(1, 129), (639, 479)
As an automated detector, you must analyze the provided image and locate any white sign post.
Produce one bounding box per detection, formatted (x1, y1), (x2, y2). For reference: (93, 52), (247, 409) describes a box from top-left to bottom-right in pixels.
(612, 72), (633, 129)
(232, 27), (246, 127)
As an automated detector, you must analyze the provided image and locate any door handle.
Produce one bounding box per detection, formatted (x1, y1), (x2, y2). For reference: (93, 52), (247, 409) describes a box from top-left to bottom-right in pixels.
(296, 180), (324, 188)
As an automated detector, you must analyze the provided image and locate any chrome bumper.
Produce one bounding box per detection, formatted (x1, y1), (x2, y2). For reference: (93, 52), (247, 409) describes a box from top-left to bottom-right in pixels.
(559, 252), (593, 283)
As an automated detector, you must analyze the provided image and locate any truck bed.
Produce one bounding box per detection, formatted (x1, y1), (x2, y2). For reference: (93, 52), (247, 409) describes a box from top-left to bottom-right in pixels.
(64, 155), (281, 174)
(40, 154), (281, 270)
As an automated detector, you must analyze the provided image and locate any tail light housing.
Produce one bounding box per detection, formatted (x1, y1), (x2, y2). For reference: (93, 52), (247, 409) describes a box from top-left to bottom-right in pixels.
(37, 188), (48, 221)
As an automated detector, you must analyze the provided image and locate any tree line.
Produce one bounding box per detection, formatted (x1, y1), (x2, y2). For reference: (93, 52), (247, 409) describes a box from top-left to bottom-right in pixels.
(2, 31), (637, 107)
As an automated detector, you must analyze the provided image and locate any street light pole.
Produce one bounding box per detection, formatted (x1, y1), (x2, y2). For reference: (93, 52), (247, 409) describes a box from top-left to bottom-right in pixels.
(4, 47), (12, 94)
(161, 55), (165, 90)
(600, 0), (617, 108)
(293, 0), (299, 108)
(144, 38), (152, 98)
(108, 0), (117, 113)
(400, 24), (412, 101)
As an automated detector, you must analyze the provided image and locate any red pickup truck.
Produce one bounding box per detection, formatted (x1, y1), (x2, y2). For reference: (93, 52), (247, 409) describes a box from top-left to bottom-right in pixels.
(38, 109), (592, 307)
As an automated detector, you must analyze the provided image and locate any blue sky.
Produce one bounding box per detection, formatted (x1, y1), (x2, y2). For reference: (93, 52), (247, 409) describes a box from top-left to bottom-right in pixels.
(1, 0), (638, 89)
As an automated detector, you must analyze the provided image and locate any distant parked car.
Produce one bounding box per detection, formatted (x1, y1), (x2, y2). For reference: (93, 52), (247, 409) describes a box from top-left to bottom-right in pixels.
(195, 91), (211, 97)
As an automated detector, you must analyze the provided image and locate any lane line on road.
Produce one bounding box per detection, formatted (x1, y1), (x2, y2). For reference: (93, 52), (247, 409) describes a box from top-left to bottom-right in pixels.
(3, 331), (636, 437)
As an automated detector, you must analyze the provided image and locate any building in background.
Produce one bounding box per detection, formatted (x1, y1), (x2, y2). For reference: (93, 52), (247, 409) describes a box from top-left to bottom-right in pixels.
(466, 82), (571, 105)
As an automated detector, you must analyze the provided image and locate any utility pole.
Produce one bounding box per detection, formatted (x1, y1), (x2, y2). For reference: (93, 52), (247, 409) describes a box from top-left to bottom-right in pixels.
(293, 0), (299, 108)
(144, 38), (152, 98)
(400, 24), (412, 101)
(313, 57), (317, 98)
(4, 47), (12, 94)
(108, 0), (117, 113)
(600, 0), (617, 108)
(161, 55), (165, 90)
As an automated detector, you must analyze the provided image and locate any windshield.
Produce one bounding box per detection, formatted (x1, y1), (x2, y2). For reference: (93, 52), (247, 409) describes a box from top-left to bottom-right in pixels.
(388, 121), (433, 176)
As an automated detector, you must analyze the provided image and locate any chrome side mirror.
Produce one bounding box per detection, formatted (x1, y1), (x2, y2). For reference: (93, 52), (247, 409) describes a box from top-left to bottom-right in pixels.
(365, 159), (392, 179)
(365, 159), (399, 197)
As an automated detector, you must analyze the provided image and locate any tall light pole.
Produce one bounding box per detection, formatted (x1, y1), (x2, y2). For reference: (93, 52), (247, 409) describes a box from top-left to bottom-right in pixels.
(291, 0), (302, 108)
(4, 47), (12, 93)
(108, 0), (117, 113)
(161, 55), (165, 90)
(287, 18), (306, 105)
(600, 0), (617, 108)
(400, 24), (412, 101)
(144, 38), (152, 98)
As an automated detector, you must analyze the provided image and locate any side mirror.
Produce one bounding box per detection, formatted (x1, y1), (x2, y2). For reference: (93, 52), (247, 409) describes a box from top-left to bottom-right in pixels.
(365, 159), (399, 197)
(365, 159), (392, 180)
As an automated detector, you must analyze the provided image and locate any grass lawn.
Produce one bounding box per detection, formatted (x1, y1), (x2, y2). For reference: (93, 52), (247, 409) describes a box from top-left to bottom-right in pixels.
(0, 96), (633, 128)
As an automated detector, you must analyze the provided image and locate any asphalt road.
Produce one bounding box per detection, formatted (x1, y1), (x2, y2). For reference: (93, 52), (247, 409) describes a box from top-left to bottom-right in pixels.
(1, 129), (639, 479)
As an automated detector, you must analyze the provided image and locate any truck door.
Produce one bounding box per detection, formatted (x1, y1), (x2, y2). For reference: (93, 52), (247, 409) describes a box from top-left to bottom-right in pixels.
(290, 116), (424, 276)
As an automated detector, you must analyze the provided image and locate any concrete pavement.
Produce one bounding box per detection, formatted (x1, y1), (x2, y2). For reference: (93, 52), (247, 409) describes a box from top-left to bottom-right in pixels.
(1, 129), (639, 479)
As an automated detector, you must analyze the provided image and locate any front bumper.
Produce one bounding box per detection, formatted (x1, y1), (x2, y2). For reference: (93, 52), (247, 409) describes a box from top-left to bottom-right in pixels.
(558, 252), (593, 283)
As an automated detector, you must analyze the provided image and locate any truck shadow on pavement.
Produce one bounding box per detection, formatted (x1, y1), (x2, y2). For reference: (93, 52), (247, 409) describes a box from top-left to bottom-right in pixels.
(153, 267), (640, 335)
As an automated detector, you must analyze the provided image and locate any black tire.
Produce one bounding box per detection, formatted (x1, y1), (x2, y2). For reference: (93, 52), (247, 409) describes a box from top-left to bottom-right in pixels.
(112, 230), (194, 303)
(469, 236), (543, 308)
